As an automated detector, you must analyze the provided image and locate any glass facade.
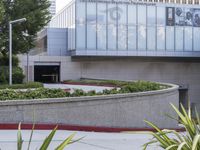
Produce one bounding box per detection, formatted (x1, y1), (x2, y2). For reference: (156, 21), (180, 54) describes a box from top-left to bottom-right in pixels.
(75, 0), (200, 55)
(49, 0), (200, 57)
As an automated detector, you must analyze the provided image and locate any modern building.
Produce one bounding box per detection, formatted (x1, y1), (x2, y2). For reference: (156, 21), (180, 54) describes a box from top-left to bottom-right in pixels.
(49, 0), (56, 16)
(19, 0), (200, 111)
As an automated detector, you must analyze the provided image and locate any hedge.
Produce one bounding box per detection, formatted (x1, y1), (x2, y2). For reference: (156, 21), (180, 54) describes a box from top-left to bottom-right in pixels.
(0, 80), (167, 101)
(0, 82), (43, 90)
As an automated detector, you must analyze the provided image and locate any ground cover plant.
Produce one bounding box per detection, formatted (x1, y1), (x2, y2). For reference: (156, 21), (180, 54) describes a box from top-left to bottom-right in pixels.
(143, 103), (200, 150)
(0, 80), (168, 100)
(0, 82), (43, 90)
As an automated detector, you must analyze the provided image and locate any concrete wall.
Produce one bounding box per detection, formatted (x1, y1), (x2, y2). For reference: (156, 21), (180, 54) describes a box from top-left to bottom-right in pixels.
(18, 56), (200, 108)
(75, 57), (200, 107)
(0, 84), (179, 128)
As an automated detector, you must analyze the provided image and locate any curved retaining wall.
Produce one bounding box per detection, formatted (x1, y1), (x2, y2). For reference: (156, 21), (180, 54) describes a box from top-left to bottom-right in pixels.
(0, 83), (179, 129)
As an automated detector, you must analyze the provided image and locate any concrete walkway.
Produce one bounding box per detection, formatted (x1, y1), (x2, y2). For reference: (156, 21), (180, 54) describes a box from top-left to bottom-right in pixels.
(44, 83), (114, 93)
(0, 130), (160, 150)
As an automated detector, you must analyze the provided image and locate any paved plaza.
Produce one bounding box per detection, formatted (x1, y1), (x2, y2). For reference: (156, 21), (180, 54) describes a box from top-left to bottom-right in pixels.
(0, 130), (160, 150)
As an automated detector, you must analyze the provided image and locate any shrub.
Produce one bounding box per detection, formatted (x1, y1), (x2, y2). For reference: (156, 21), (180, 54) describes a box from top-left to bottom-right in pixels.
(143, 103), (200, 150)
(0, 82), (43, 90)
(0, 66), (25, 84)
(0, 88), (70, 100)
(0, 55), (19, 66)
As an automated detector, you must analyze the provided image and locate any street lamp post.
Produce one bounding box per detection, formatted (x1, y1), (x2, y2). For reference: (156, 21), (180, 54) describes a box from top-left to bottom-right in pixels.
(9, 18), (26, 85)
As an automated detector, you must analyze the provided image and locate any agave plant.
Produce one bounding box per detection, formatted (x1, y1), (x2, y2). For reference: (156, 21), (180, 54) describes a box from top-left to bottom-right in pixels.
(143, 103), (200, 150)
(17, 123), (80, 150)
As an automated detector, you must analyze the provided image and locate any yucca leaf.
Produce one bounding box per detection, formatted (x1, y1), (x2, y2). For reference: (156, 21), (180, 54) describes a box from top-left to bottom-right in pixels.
(144, 120), (171, 144)
(195, 107), (200, 125)
(166, 144), (178, 150)
(55, 133), (76, 150)
(17, 123), (23, 150)
(142, 140), (157, 150)
(192, 135), (200, 150)
(177, 142), (187, 150)
(27, 124), (35, 150)
(39, 125), (58, 150)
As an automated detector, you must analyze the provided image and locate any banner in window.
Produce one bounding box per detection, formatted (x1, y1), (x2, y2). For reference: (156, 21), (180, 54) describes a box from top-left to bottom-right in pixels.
(166, 7), (175, 26)
(193, 9), (200, 27)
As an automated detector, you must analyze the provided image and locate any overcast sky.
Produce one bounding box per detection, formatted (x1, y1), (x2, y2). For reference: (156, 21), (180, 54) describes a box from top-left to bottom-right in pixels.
(56, 0), (71, 12)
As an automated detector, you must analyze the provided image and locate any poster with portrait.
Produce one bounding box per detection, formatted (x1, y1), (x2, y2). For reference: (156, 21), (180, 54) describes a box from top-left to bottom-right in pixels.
(175, 7), (185, 26)
(193, 9), (200, 27)
(166, 7), (175, 26)
(185, 8), (193, 26)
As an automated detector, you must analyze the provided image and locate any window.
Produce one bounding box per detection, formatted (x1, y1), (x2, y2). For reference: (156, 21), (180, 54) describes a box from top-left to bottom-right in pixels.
(157, 7), (165, 26)
(175, 27), (183, 51)
(87, 3), (96, 49)
(76, 3), (86, 49)
(157, 27), (165, 50)
(194, 28), (200, 51)
(138, 25), (146, 50)
(128, 26), (136, 50)
(147, 6), (156, 25)
(128, 5), (136, 25)
(147, 27), (156, 50)
(108, 4), (117, 50)
(138, 6), (146, 25)
(166, 27), (175, 51)
(118, 5), (127, 50)
(97, 3), (107, 50)
(184, 27), (193, 51)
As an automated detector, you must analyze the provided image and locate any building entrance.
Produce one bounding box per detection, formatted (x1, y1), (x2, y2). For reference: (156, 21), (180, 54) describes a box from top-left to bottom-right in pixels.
(34, 65), (60, 83)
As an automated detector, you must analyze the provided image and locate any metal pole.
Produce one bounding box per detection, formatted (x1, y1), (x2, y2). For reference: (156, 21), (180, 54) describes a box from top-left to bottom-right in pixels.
(9, 23), (12, 85)
(27, 52), (29, 82)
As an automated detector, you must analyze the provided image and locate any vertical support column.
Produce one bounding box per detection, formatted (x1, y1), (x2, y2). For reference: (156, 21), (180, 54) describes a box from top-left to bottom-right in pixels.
(9, 23), (12, 85)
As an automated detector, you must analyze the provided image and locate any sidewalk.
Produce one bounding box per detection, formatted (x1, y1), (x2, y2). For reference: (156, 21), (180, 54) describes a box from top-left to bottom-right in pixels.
(0, 130), (160, 150)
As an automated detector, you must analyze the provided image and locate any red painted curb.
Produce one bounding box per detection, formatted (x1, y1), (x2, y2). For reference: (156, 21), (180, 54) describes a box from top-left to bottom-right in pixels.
(0, 124), (185, 132)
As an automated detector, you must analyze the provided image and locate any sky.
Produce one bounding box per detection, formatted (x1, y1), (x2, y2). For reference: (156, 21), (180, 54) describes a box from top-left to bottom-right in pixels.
(56, 0), (71, 12)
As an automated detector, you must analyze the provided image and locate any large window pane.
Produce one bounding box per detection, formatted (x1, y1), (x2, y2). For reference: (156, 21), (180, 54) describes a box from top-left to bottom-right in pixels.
(76, 24), (86, 49)
(147, 6), (156, 25)
(108, 24), (117, 50)
(87, 3), (96, 49)
(138, 5), (146, 25)
(166, 27), (175, 51)
(194, 28), (200, 51)
(97, 24), (106, 50)
(184, 27), (193, 51)
(157, 27), (165, 50)
(128, 26), (136, 50)
(87, 24), (96, 49)
(147, 27), (156, 50)
(175, 27), (183, 51)
(118, 25), (127, 50)
(128, 5), (136, 25)
(108, 4), (117, 24)
(87, 3), (96, 24)
(157, 7), (165, 26)
(118, 5), (127, 50)
(118, 5), (126, 25)
(97, 3), (107, 50)
(76, 3), (85, 24)
(97, 3), (106, 24)
(138, 25), (146, 50)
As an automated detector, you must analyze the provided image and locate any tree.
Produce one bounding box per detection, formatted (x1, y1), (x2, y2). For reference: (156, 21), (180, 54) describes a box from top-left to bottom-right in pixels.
(0, 0), (4, 23)
(0, 0), (51, 56)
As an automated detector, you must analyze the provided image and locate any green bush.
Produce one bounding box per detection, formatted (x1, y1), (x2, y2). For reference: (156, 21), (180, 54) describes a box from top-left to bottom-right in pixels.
(0, 82), (43, 89)
(0, 55), (19, 66)
(0, 66), (25, 84)
(0, 88), (70, 100)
